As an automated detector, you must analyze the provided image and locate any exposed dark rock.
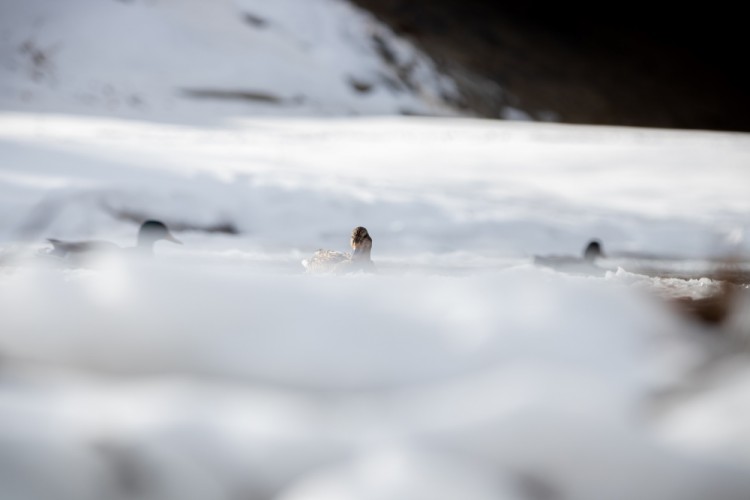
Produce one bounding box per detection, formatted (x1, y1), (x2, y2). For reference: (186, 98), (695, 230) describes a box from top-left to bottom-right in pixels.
(181, 88), (284, 104)
(350, 0), (750, 131)
(243, 13), (268, 28)
(348, 77), (373, 94)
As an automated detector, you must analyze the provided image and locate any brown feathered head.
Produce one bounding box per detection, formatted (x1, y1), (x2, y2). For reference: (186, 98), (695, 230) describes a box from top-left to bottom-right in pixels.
(350, 226), (372, 260)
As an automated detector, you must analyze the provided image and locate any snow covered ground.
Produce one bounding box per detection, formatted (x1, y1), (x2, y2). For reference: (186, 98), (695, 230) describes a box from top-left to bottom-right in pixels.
(0, 113), (748, 258)
(1, 1), (750, 499)
(0, 111), (749, 500)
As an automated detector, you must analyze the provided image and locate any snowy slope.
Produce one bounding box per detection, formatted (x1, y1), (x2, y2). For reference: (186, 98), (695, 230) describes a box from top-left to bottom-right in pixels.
(0, 0), (461, 120)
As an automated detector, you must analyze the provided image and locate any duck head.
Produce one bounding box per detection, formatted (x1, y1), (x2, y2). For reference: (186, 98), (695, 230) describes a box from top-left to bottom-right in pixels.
(350, 226), (372, 261)
(583, 240), (603, 261)
(137, 220), (182, 250)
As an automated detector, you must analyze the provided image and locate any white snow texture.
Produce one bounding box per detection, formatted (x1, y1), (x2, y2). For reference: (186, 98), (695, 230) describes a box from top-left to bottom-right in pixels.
(1, 1), (750, 500)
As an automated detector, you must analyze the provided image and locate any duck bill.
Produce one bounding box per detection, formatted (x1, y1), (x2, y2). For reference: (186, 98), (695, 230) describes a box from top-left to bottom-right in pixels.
(165, 233), (183, 245)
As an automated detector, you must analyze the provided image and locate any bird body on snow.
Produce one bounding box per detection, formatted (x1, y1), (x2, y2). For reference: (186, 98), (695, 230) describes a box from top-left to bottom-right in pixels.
(303, 226), (375, 274)
(46, 220), (182, 259)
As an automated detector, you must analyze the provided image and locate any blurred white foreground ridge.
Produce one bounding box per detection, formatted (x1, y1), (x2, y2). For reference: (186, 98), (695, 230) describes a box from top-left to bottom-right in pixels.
(1, 257), (750, 500)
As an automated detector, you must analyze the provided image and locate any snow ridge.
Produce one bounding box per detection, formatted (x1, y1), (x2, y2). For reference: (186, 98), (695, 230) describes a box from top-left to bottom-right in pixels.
(0, 0), (462, 121)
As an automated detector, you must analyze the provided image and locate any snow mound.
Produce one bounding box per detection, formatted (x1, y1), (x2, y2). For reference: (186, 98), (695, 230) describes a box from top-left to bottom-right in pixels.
(0, 0), (461, 121)
(1, 257), (749, 500)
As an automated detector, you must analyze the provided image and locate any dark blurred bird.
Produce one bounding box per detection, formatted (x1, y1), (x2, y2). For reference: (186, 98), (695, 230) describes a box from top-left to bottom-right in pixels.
(303, 226), (375, 274)
(47, 220), (182, 258)
(583, 239), (604, 261)
(533, 239), (606, 274)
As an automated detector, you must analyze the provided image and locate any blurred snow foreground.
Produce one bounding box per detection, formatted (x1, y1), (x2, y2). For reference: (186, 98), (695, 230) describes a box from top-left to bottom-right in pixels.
(0, 114), (749, 500)
(2, 260), (749, 500)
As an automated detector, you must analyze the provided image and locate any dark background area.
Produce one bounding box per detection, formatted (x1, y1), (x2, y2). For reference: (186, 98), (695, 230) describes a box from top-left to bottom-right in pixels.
(351, 1), (750, 131)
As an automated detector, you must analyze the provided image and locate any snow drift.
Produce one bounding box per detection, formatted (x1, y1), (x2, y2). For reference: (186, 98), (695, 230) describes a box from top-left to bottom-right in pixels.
(0, 0), (462, 121)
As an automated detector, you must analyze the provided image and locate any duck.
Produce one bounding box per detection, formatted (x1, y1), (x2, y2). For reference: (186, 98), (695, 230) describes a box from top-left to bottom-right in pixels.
(583, 240), (604, 262)
(303, 226), (375, 274)
(46, 220), (182, 258)
(533, 239), (606, 274)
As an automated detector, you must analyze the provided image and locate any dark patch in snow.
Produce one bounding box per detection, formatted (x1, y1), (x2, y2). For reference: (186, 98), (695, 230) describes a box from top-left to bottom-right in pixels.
(348, 76), (373, 94)
(242, 13), (268, 28)
(18, 39), (60, 83)
(515, 471), (562, 500)
(181, 88), (284, 104)
(127, 93), (144, 108)
(371, 33), (398, 67)
(398, 108), (440, 117)
(180, 88), (306, 107)
(92, 440), (156, 497)
(371, 33), (417, 92)
(377, 72), (403, 92)
(108, 206), (240, 235)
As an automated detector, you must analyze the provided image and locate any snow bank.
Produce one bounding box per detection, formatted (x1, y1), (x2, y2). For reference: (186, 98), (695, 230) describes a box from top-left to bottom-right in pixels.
(1, 255), (748, 500)
(0, 0), (461, 121)
(0, 259), (653, 390)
